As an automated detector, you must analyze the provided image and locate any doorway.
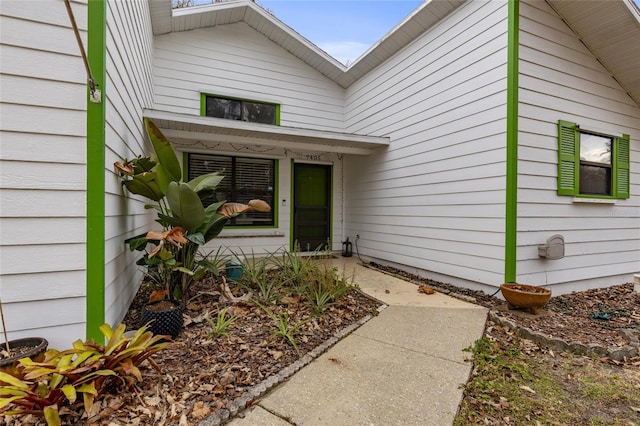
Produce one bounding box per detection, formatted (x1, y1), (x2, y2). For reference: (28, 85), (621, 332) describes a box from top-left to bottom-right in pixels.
(293, 163), (331, 252)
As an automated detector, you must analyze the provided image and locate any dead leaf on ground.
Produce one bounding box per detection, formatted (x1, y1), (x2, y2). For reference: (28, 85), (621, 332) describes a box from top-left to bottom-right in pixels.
(418, 285), (435, 295)
(192, 401), (210, 419)
(519, 385), (536, 394)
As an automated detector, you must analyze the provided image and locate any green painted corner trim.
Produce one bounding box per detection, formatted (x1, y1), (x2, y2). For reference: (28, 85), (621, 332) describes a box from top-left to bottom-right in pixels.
(273, 159), (279, 225)
(505, 0), (519, 284)
(182, 151), (189, 177)
(328, 164), (334, 249)
(289, 159), (295, 251)
(199, 93), (206, 116)
(86, 0), (106, 342)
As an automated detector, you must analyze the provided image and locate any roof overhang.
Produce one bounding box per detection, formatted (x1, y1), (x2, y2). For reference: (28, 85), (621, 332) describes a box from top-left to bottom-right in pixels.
(547, 0), (640, 106)
(143, 110), (389, 156)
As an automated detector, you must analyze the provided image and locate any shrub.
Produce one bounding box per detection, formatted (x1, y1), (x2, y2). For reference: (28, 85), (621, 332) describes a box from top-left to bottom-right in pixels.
(0, 324), (169, 426)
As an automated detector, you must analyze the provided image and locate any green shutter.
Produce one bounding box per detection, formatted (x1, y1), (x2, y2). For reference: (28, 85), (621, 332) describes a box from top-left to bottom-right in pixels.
(614, 134), (630, 199)
(557, 120), (579, 196)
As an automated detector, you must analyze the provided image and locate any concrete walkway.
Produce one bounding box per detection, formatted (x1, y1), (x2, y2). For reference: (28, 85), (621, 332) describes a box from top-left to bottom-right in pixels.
(227, 258), (488, 426)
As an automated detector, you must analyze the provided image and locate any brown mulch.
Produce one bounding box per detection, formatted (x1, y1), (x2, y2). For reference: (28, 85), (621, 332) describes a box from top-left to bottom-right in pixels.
(6, 262), (639, 425)
(102, 277), (381, 425)
(107, 265), (639, 425)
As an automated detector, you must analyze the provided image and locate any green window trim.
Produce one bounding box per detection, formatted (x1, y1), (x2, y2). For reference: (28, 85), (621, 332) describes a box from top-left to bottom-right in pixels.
(199, 93), (280, 125)
(186, 153), (279, 229)
(557, 120), (630, 199)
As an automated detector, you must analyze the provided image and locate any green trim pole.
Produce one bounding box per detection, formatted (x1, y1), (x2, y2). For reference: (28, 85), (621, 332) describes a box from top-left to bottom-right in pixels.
(290, 159), (295, 251)
(86, 0), (106, 341)
(505, 0), (519, 283)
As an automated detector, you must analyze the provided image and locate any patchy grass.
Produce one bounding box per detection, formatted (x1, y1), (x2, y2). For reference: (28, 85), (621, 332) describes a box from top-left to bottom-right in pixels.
(455, 321), (640, 425)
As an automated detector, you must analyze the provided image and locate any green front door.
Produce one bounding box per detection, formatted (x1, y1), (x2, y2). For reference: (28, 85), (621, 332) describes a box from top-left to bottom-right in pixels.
(293, 163), (331, 252)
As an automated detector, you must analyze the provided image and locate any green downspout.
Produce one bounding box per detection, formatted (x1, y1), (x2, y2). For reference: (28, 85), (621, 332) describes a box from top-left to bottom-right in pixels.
(86, 0), (106, 341)
(505, 0), (519, 283)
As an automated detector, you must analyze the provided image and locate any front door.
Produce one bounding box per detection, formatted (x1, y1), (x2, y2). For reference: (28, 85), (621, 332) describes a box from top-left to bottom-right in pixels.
(293, 163), (331, 252)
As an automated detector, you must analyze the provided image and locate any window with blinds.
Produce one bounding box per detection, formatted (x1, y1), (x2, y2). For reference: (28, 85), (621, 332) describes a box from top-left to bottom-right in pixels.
(188, 153), (276, 226)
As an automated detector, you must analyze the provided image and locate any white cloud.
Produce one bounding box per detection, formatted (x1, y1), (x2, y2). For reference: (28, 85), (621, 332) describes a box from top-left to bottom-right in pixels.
(317, 41), (371, 66)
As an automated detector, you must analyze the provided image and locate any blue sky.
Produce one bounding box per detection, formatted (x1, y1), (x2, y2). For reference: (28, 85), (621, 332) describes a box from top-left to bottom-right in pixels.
(258, 1), (423, 65)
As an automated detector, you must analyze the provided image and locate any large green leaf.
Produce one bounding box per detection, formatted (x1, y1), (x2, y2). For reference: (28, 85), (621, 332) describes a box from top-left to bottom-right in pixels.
(144, 118), (181, 182)
(123, 172), (164, 201)
(187, 172), (224, 194)
(198, 201), (228, 243)
(202, 215), (228, 243)
(166, 182), (205, 231)
(131, 156), (156, 174)
(154, 163), (175, 197)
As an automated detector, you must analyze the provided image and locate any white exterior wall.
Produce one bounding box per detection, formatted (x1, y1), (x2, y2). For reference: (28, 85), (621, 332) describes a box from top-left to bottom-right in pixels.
(344, 0), (510, 290)
(0, 0), (88, 348)
(153, 22), (346, 132)
(517, 0), (640, 292)
(170, 145), (345, 257)
(152, 21), (348, 256)
(104, 1), (155, 327)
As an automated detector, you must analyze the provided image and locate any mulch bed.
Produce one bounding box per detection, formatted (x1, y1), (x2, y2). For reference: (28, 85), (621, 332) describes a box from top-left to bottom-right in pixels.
(104, 277), (381, 425)
(5, 262), (639, 425)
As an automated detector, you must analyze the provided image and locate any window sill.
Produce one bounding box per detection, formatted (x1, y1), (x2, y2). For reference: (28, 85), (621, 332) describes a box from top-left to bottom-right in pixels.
(572, 197), (617, 205)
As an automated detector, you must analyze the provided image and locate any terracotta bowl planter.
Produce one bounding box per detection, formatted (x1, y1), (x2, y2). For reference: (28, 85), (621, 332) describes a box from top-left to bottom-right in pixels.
(500, 283), (551, 315)
(0, 337), (49, 376)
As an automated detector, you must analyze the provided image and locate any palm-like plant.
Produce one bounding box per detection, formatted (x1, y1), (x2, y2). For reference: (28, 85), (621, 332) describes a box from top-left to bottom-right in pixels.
(116, 118), (270, 302)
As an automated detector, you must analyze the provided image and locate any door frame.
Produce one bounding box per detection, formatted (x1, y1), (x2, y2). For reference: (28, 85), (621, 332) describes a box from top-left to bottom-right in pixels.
(290, 160), (333, 252)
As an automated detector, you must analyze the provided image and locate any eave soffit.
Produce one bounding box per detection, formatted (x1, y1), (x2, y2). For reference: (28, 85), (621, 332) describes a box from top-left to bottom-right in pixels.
(546, 0), (640, 107)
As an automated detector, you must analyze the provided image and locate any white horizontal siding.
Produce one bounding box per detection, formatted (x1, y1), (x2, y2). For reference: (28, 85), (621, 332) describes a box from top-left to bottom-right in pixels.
(0, 189), (85, 217)
(1, 243), (85, 276)
(0, 0), (88, 348)
(516, 0), (640, 292)
(344, 0), (509, 287)
(152, 22), (346, 132)
(104, 0), (155, 328)
(1, 298), (85, 342)
(0, 271), (85, 303)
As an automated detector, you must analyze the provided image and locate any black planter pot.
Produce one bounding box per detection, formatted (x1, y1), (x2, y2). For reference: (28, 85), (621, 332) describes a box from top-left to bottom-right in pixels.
(0, 337), (49, 372)
(140, 300), (183, 339)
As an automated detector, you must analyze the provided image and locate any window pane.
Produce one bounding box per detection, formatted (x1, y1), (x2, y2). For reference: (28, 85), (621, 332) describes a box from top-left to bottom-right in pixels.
(206, 98), (242, 120)
(188, 153), (275, 226)
(242, 101), (276, 124)
(234, 157), (274, 225)
(580, 133), (611, 164)
(580, 164), (611, 196)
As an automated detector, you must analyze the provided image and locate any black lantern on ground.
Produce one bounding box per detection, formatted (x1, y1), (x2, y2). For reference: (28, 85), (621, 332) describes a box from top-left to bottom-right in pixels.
(342, 237), (353, 257)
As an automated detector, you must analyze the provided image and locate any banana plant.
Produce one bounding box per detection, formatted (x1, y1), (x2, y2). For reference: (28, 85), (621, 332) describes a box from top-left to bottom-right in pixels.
(116, 118), (270, 302)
